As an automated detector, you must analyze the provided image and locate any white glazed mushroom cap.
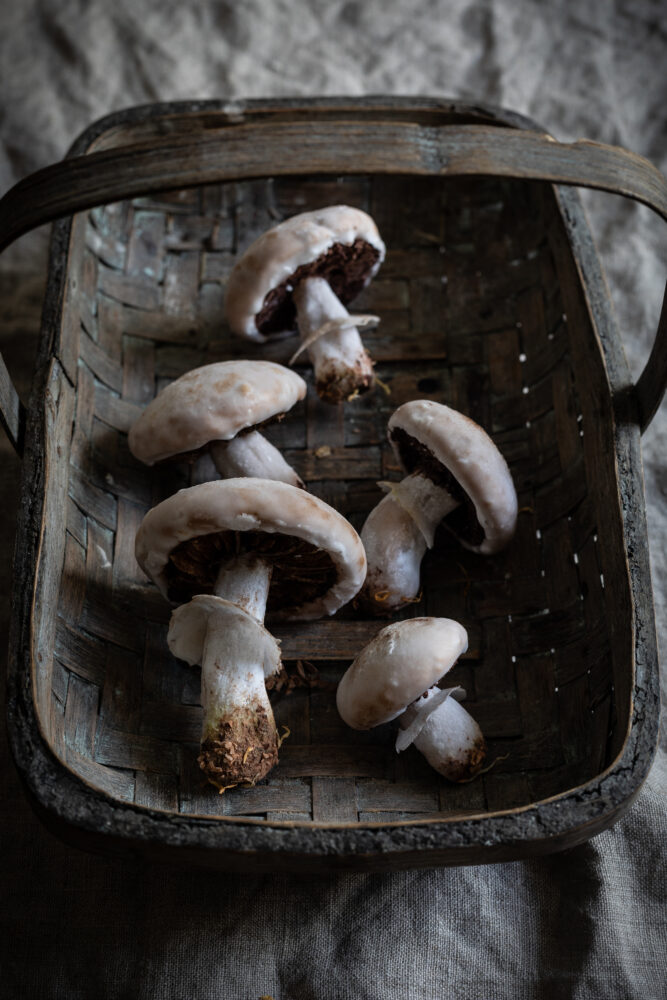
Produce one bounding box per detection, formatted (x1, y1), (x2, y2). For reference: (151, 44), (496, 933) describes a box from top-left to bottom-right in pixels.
(168, 596), (281, 678)
(128, 360), (306, 465)
(135, 478), (367, 619)
(388, 400), (518, 554)
(225, 205), (386, 342)
(336, 618), (468, 730)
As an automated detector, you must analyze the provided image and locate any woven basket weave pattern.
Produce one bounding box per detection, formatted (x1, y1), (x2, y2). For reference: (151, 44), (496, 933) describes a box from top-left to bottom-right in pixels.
(42, 171), (616, 824)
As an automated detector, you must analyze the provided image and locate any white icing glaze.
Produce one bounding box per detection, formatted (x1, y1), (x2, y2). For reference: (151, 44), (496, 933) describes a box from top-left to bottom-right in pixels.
(399, 688), (485, 778)
(388, 400), (518, 554)
(168, 596), (281, 763)
(335, 618), (468, 730)
(359, 491), (426, 612)
(209, 431), (304, 488)
(135, 478), (367, 619)
(128, 360), (306, 465)
(225, 205), (386, 341)
(168, 595), (281, 679)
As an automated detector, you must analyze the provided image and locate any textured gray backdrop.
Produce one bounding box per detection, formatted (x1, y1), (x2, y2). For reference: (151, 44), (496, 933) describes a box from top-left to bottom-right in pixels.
(1, 2), (665, 998)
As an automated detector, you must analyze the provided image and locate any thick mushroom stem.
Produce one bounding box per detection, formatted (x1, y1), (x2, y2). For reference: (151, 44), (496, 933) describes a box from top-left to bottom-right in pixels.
(292, 276), (375, 403)
(197, 556), (278, 788)
(361, 473), (459, 613)
(398, 687), (487, 782)
(209, 431), (304, 489)
(212, 552), (272, 618)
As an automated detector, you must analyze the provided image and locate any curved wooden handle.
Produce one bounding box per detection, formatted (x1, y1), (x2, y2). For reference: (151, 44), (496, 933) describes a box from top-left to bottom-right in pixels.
(0, 119), (665, 445)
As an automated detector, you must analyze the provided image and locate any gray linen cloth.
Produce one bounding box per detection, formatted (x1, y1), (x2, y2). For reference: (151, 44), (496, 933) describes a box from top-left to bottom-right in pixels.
(1, 2), (665, 997)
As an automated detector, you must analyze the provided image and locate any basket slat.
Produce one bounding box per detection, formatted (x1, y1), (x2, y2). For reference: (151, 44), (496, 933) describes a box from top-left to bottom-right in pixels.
(5, 100), (660, 871)
(28, 165), (628, 829)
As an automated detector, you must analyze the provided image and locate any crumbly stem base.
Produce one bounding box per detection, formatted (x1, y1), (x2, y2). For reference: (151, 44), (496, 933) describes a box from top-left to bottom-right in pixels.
(293, 276), (375, 404)
(199, 703), (279, 789)
(315, 358), (375, 405)
(198, 556), (281, 790)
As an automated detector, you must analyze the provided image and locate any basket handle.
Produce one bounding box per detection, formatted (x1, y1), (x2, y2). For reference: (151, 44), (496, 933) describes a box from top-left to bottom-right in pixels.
(0, 119), (665, 448)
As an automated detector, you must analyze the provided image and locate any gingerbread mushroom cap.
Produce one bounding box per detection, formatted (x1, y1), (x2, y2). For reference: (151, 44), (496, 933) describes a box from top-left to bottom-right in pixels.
(388, 400), (518, 555)
(225, 205), (385, 342)
(135, 478), (367, 620)
(361, 400), (518, 614)
(336, 617), (486, 782)
(336, 617), (468, 729)
(128, 360), (306, 466)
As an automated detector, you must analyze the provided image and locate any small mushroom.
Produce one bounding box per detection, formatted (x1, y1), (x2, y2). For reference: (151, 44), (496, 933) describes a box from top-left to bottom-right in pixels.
(128, 360), (306, 487)
(336, 617), (486, 782)
(225, 205), (386, 404)
(361, 400), (518, 613)
(135, 478), (366, 789)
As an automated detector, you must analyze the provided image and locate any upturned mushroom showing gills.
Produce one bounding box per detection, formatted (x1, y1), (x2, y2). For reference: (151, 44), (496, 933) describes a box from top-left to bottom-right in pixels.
(225, 205), (386, 404)
(336, 617), (486, 782)
(360, 400), (518, 614)
(128, 360), (306, 487)
(135, 479), (366, 790)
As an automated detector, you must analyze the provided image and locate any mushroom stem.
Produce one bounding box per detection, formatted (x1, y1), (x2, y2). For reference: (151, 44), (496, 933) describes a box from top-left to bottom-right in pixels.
(198, 555), (278, 788)
(398, 686), (487, 782)
(210, 431), (304, 489)
(212, 553), (272, 621)
(361, 473), (459, 612)
(293, 276), (375, 403)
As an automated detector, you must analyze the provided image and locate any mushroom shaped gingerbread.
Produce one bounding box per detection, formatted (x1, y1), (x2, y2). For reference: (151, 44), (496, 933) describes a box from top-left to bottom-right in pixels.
(136, 479), (366, 790)
(361, 400), (518, 614)
(225, 206), (386, 404)
(128, 360), (306, 487)
(336, 617), (486, 782)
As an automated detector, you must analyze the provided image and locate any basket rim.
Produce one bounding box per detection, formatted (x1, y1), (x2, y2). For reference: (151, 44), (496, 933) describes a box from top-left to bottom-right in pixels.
(65, 94), (543, 158)
(6, 96), (661, 869)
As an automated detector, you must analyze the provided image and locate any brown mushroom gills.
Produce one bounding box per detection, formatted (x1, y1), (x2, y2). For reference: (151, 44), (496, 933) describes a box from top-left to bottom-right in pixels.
(360, 425), (488, 615)
(254, 238), (381, 337)
(254, 239), (381, 405)
(389, 426), (486, 547)
(166, 530), (338, 611)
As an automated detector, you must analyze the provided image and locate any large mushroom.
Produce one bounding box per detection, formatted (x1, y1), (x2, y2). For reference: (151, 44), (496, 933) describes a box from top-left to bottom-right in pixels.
(361, 400), (518, 614)
(336, 617), (486, 782)
(135, 478), (366, 790)
(225, 205), (386, 404)
(128, 360), (306, 487)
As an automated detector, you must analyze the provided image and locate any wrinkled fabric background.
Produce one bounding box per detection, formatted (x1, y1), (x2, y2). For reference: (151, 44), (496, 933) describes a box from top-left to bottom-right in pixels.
(1, 2), (665, 998)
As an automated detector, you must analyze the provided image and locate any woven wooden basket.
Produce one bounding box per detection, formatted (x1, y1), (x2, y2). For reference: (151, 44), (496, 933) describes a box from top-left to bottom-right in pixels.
(3, 98), (664, 872)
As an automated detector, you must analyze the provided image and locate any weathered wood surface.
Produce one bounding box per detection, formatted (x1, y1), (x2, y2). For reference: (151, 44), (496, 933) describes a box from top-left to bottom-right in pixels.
(0, 350), (24, 454)
(2, 111), (667, 455)
(5, 99), (661, 871)
(2, 122), (667, 251)
(32, 165), (622, 826)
